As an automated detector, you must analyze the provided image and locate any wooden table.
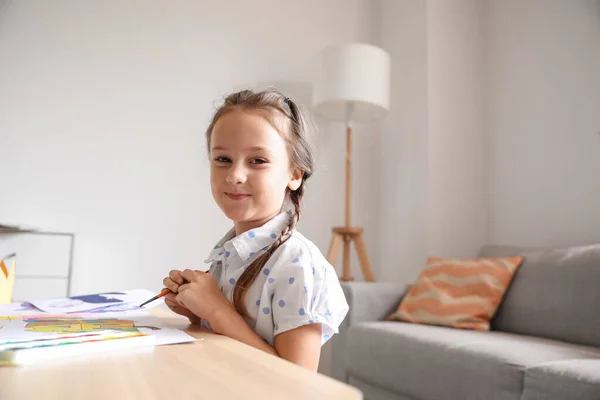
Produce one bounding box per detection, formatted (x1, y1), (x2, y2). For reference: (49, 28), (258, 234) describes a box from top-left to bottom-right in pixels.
(0, 309), (362, 400)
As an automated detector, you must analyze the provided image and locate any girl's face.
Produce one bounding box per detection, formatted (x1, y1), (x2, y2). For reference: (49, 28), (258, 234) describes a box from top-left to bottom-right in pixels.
(210, 108), (302, 235)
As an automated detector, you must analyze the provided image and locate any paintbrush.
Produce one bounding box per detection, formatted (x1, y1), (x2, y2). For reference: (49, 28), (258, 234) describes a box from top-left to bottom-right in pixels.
(139, 288), (172, 308)
(139, 276), (196, 307)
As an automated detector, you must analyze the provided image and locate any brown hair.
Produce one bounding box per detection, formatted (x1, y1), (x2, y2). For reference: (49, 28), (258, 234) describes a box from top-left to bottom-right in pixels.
(206, 88), (316, 318)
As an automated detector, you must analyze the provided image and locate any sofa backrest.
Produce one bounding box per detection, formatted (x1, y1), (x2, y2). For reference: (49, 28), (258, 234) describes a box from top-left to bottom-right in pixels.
(479, 243), (600, 348)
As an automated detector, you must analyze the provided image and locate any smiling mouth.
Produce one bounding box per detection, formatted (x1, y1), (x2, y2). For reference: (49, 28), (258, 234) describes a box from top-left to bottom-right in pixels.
(226, 193), (251, 200)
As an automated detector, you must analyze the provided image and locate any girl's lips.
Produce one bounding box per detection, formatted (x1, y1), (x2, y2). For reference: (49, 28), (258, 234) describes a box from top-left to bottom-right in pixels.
(226, 193), (251, 200)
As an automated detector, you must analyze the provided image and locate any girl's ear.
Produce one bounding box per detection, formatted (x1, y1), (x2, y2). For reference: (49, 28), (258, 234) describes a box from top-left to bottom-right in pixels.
(288, 168), (303, 191)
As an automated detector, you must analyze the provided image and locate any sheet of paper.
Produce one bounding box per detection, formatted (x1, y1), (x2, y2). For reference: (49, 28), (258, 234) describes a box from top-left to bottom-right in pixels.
(29, 289), (163, 313)
(0, 310), (196, 366)
(1, 333), (156, 366)
(0, 302), (41, 317)
(0, 309), (195, 349)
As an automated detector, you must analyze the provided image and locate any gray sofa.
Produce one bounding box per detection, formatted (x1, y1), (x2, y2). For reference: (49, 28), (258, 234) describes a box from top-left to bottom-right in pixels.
(331, 244), (600, 400)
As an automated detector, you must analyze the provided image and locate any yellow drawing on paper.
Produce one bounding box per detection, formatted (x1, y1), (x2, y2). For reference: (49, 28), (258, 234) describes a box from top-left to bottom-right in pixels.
(22, 319), (160, 334)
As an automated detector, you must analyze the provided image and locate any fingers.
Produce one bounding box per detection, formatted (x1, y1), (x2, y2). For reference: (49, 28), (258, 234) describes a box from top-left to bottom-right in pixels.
(164, 294), (197, 323)
(162, 277), (180, 293)
(164, 292), (178, 304)
(178, 282), (190, 293)
(164, 295), (179, 312)
(180, 268), (197, 283)
(164, 294), (179, 309)
(163, 268), (203, 305)
(169, 269), (184, 285)
(175, 292), (186, 308)
(165, 292), (187, 310)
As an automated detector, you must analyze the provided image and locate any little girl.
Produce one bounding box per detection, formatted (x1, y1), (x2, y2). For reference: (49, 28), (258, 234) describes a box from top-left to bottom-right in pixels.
(162, 88), (349, 371)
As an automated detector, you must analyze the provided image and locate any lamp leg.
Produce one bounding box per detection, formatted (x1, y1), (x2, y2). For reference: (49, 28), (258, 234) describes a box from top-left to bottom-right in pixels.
(342, 234), (353, 281)
(326, 231), (343, 266)
(345, 126), (352, 228)
(327, 123), (376, 282)
(330, 227), (376, 282)
(354, 233), (375, 282)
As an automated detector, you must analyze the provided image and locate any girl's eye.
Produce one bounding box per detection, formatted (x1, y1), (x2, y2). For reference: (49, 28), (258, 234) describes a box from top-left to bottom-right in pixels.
(251, 158), (267, 165)
(214, 156), (231, 163)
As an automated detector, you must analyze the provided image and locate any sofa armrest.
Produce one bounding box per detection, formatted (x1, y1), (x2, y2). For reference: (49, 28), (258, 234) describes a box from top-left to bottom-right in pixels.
(330, 282), (407, 382)
(342, 282), (407, 326)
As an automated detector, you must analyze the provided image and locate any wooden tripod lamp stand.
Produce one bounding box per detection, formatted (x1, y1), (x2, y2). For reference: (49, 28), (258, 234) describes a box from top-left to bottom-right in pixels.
(312, 42), (391, 282)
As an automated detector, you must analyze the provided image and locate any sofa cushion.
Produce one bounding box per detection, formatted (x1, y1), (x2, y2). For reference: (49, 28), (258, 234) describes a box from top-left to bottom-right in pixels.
(345, 321), (600, 400)
(521, 359), (600, 400)
(388, 256), (523, 331)
(478, 244), (600, 348)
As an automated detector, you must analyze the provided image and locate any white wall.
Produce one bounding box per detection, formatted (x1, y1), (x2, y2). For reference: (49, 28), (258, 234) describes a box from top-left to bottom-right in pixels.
(427, 0), (488, 258)
(487, 0), (600, 247)
(0, 1), (382, 379)
(379, 0), (428, 283)
(0, 0), (381, 297)
(379, 0), (600, 284)
(379, 0), (488, 284)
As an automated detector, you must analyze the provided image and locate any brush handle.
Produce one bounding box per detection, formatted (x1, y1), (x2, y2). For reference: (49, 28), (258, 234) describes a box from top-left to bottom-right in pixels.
(139, 276), (194, 307)
(139, 288), (171, 307)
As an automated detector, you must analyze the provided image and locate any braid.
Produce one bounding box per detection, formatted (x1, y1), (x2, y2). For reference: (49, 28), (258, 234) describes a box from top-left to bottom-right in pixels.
(289, 179), (306, 219)
(232, 207), (300, 319)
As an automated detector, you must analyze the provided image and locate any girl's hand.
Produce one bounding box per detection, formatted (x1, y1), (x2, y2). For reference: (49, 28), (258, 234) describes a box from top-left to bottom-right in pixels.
(176, 269), (233, 324)
(162, 270), (199, 324)
(163, 291), (200, 324)
(163, 269), (185, 293)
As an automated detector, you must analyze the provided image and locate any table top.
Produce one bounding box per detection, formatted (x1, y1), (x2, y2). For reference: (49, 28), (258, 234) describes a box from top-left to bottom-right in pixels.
(0, 309), (362, 400)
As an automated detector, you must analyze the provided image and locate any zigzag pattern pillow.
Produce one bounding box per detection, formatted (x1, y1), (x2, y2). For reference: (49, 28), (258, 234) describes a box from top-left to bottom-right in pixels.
(388, 256), (523, 331)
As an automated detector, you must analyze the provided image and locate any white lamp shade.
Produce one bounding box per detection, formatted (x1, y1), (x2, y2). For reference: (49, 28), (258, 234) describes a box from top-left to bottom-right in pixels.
(312, 42), (391, 123)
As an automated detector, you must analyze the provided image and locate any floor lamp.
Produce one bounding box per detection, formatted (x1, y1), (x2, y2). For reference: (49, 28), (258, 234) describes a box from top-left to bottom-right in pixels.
(312, 42), (390, 282)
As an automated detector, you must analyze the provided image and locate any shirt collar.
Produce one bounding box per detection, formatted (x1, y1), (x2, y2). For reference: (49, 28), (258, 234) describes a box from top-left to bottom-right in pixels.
(205, 211), (292, 263)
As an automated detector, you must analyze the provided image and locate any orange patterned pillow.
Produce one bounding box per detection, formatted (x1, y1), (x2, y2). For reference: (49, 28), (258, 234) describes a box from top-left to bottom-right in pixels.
(388, 256), (523, 331)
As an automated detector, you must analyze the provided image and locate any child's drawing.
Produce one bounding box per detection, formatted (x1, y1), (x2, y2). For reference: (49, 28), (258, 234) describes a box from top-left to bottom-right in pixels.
(0, 302), (40, 317)
(30, 289), (160, 313)
(23, 318), (161, 334)
(16, 302), (37, 311)
(45, 292), (126, 310)
(69, 293), (126, 304)
(0, 311), (193, 348)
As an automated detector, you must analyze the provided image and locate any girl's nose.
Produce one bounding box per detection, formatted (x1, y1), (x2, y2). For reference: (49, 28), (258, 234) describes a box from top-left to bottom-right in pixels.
(226, 164), (247, 184)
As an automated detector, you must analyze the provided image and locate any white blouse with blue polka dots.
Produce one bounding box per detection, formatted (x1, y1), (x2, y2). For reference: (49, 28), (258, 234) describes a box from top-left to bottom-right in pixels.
(200, 211), (349, 346)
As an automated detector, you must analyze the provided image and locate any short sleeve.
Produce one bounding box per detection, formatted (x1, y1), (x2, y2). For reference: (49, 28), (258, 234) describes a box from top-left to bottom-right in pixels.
(270, 245), (349, 345)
